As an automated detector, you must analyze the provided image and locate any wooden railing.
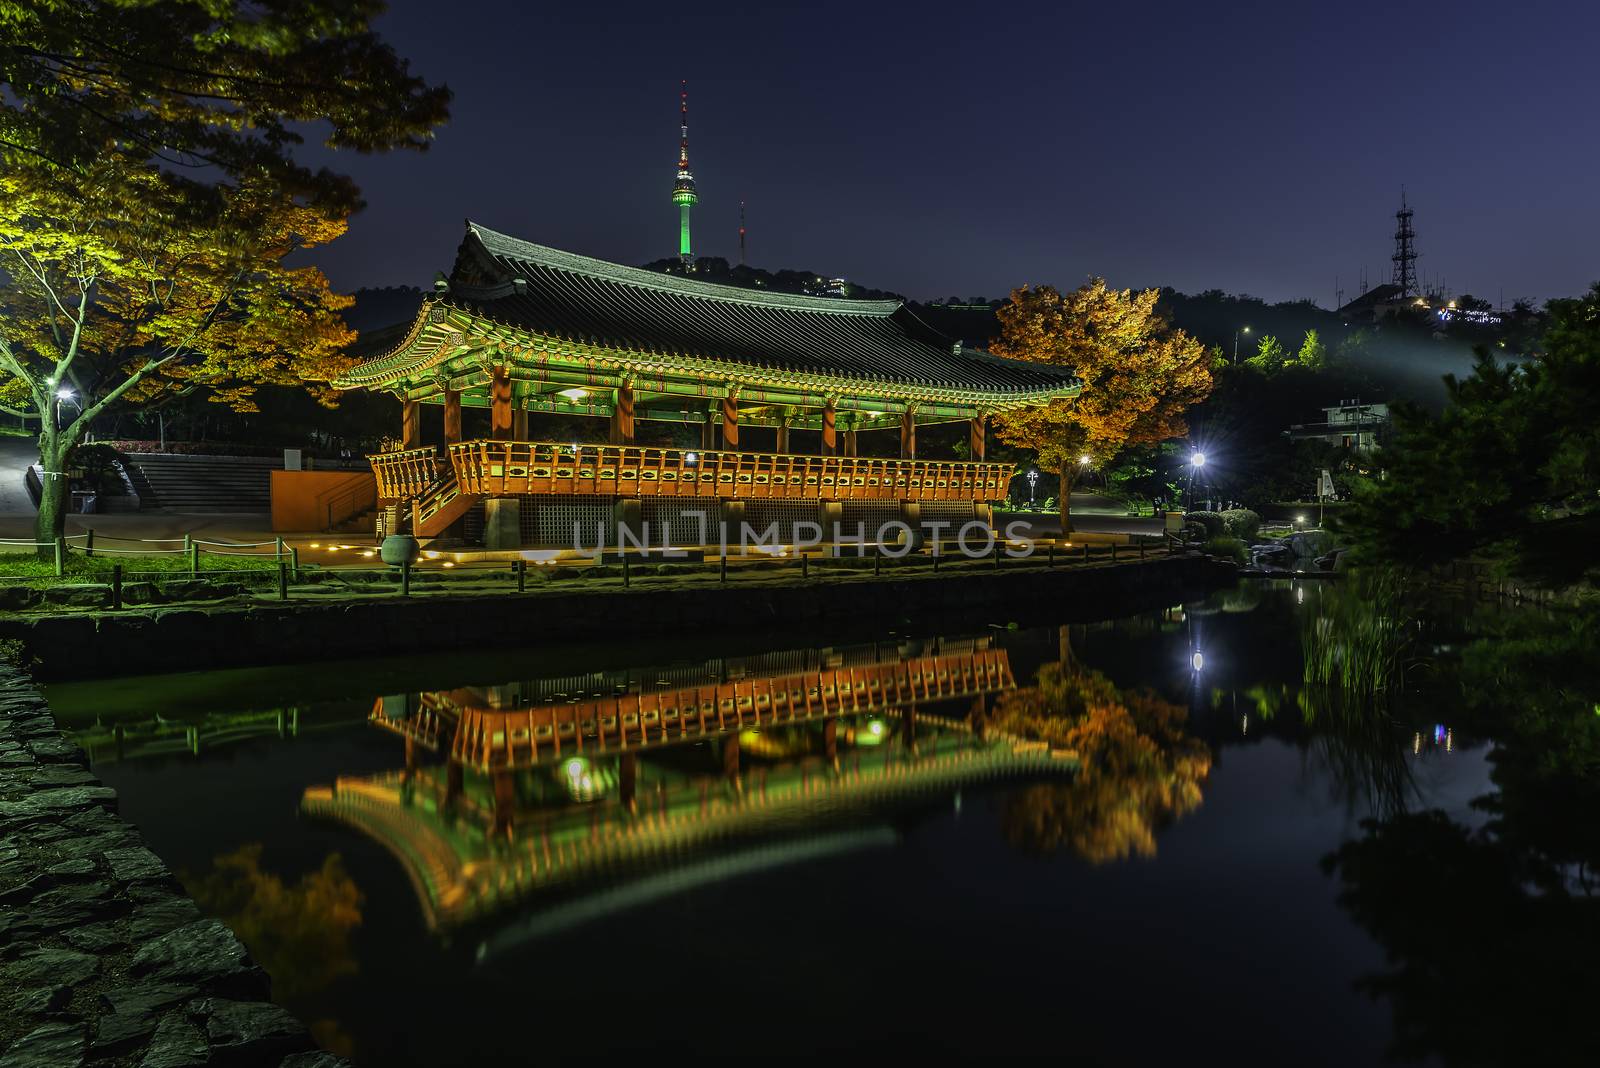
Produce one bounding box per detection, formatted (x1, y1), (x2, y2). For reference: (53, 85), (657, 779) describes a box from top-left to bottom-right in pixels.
(446, 649), (1015, 770)
(370, 446), (442, 503)
(446, 440), (1014, 503)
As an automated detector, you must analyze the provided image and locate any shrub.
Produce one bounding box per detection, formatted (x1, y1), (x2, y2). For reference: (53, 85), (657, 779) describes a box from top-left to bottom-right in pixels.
(1185, 510), (1226, 537)
(1202, 535), (1248, 564)
(1220, 508), (1262, 542)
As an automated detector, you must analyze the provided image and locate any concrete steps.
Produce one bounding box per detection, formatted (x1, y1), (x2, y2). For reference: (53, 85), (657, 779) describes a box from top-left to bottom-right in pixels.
(124, 453), (276, 512)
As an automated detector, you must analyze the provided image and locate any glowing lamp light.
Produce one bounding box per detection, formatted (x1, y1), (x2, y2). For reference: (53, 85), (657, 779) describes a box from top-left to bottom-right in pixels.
(1190, 452), (1207, 468)
(685, 452), (699, 465)
(1078, 454), (1091, 466)
(56, 387), (74, 400)
(1191, 650), (1205, 672)
(557, 387), (589, 401)
(565, 758), (587, 780)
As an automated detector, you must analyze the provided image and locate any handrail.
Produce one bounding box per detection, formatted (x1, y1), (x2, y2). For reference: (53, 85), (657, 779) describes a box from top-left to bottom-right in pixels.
(446, 439), (1015, 503)
(368, 446), (441, 503)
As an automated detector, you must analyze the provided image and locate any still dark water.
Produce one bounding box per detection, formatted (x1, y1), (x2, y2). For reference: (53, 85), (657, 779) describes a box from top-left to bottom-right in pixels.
(50, 581), (1509, 1065)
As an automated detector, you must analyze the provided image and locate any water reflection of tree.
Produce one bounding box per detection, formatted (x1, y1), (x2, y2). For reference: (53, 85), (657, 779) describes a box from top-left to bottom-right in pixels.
(1325, 611), (1600, 1066)
(183, 844), (365, 1000)
(992, 656), (1211, 863)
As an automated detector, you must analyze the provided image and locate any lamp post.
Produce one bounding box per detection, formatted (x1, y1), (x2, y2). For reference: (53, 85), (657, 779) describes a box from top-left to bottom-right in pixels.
(1187, 451), (1207, 510)
(1026, 468), (1039, 506)
(1233, 325), (1251, 363)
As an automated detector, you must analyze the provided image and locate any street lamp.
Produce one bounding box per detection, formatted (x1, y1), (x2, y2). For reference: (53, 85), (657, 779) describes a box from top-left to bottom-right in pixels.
(1187, 451), (1207, 510)
(1233, 325), (1251, 363)
(1026, 468), (1039, 505)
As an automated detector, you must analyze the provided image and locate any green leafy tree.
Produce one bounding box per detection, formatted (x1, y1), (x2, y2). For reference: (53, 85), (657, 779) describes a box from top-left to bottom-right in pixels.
(1296, 328), (1327, 369)
(1340, 285), (1600, 588)
(1246, 333), (1286, 372)
(0, 0), (450, 543)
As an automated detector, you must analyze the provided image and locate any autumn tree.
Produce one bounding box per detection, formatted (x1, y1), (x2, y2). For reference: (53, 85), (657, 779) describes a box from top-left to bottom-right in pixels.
(989, 280), (1212, 533)
(0, 0), (450, 542)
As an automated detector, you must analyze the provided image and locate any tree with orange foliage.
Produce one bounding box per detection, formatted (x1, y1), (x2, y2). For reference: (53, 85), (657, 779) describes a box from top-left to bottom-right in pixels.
(991, 657), (1211, 862)
(990, 280), (1213, 533)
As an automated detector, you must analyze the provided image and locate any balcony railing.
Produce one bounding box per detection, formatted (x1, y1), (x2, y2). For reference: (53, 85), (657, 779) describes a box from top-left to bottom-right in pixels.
(370, 446), (443, 503)
(445, 440), (1014, 503)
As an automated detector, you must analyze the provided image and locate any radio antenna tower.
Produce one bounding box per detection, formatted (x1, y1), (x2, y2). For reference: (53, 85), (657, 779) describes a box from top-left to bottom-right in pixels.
(739, 199), (747, 266)
(1391, 189), (1418, 297)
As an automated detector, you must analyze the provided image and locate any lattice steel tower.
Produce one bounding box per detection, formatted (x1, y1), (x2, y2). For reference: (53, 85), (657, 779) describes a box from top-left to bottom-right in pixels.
(1391, 191), (1418, 297)
(671, 81), (698, 262)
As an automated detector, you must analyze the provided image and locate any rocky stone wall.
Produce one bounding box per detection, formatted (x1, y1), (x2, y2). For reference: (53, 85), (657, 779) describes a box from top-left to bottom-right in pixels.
(0, 668), (344, 1067)
(0, 556), (1235, 682)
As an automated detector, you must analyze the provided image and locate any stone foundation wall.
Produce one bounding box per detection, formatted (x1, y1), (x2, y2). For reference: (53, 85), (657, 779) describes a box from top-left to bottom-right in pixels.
(0, 668), (345, 1067)
(0, 556), (1235, 683)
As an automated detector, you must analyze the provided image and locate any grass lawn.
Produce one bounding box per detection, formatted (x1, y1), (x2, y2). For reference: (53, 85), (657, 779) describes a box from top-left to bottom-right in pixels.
(0, 550), (279, 586)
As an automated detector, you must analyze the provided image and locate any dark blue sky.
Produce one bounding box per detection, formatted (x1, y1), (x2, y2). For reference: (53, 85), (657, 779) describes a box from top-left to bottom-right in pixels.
(310, 0), (1599, 307)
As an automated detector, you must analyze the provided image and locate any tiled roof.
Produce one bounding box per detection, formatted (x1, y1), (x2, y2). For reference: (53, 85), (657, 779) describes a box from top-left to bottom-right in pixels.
(438, 222), (1077, 397)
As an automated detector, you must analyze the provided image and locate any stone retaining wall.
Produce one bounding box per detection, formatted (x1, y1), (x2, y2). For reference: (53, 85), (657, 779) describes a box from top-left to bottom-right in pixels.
(0, 667), (345, 1067)
(0, 556), (1235, 682)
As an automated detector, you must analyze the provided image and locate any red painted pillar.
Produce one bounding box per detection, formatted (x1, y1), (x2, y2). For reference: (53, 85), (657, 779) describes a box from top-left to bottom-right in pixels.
(610, 381), (636, 445)
(443, 389), (462, 445)
(968, 415), (985, 460)
(490, 369), (514, 441)
(401, 399), (422, 450)
(899, 408), (917, 460)
(721, 393), (740, 450)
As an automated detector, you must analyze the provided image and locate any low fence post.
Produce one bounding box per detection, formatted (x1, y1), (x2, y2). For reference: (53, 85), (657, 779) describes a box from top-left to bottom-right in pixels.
(1111, 543), (1118, 563)
(111, 564), (123, 609)
(85, 529), (94, 558)
(278, 561), (289, 601)
(290, 547), (300, 582)
(873, 552), (881, 577)
(189, 540), (200, 577)
(621, 555), (630, 588)
(401, 559), (412, 596)
(719, 553), (728, 584)
(1047, 542), (1054, 568)
(1082, 543), (1090, 563)
(993, 540), (1001, 570)
(802, 553), (809, 580)
(275, 537), (285, 563)
(54, 536), (64, 577)
(518, 559), (527, 593)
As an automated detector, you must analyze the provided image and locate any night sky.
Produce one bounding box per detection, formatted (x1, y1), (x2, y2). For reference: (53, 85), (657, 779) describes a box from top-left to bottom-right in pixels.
(308, 0), (1599, 307)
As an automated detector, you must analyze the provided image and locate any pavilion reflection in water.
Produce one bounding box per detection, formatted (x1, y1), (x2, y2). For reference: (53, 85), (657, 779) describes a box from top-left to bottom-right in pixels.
(301, 637), (1077, 929)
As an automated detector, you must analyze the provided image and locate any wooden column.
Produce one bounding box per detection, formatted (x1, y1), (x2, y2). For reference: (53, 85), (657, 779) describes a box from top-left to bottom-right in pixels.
(701, 408), (715, 451)
(774, 410), (790, 453)
(492, 770), (515, 835)
(619, 752), (638, 812)
(490, 368), (514, 440)
(968, 415), (986, 460)
(442, 389), (462, 445)
(899, 408), (917, 460)
(610, 381), (636, 445)
(843, 425), (858, 457)
(720, 392), (740, 450)
(821, 398), (838, 456)
(512, 407), (529, 440)
(401, 399), (422, 450)
(822, 716), (838, 764)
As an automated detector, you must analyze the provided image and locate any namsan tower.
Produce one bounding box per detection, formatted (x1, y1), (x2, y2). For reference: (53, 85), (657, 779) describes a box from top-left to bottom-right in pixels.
(671, 81), (697, 262)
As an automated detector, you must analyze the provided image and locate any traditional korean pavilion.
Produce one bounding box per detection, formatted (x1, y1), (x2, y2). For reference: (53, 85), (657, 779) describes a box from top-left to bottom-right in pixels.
(340, 222), (1081, 547)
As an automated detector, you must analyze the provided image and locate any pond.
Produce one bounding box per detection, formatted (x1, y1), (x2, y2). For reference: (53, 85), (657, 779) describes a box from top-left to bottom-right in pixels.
(49, 578), (1585, 1065)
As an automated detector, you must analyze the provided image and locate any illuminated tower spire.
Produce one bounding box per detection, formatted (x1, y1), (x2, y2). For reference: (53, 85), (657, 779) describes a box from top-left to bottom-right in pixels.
(671, 80), (698, 262)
